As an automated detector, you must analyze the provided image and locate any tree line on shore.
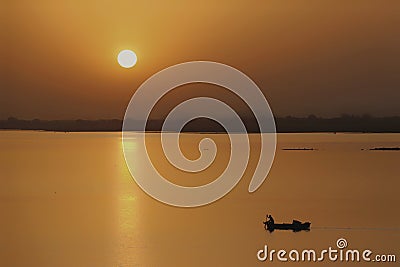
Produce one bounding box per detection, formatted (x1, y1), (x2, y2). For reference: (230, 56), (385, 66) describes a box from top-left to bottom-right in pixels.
(1, 115), (399, 133)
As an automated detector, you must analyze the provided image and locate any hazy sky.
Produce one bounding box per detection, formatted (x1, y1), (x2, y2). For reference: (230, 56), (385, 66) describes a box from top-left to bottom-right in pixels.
(1, 0), (399, 119)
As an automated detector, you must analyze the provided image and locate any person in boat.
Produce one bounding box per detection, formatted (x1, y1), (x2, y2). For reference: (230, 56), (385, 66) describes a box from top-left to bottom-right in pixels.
(267, 214), (275, 225)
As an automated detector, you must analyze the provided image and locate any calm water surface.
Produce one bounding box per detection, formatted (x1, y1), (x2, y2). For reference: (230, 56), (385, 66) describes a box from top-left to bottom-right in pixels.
(1, 131), (399, 266)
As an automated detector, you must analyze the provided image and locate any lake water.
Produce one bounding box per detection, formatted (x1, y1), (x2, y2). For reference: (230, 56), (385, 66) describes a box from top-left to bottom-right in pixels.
(1, 131), (399, 266)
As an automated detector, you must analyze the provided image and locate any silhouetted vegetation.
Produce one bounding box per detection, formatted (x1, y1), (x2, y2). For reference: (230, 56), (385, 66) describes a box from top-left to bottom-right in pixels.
(369, 147), (400, 151)
(1, 115), (400, 133)
(275, 115), (400, 133)
(1, 117), (121, 132)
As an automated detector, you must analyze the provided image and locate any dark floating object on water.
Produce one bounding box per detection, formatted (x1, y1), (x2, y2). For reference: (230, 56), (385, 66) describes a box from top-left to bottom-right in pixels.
(369, 147), (400, 151)
(263, 215), (311, 232)
(282, 148), (315, 151)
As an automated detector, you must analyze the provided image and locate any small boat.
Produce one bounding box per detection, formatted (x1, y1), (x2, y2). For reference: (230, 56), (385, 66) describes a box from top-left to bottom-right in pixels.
(263, 215), (310, 232)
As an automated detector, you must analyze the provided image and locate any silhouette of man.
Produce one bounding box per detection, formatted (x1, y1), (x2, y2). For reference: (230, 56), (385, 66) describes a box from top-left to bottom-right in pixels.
(268, 214), (275, 225)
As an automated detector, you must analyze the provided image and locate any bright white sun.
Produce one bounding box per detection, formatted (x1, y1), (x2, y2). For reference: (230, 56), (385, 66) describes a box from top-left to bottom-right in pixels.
(117, 50), (137, 68)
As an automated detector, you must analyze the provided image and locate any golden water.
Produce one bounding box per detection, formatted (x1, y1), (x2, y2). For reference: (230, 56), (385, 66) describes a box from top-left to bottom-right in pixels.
(1, 131), (399, 266)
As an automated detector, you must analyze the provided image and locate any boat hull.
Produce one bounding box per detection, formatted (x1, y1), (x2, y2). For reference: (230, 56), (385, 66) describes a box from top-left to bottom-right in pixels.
(264, 220), (311, 232)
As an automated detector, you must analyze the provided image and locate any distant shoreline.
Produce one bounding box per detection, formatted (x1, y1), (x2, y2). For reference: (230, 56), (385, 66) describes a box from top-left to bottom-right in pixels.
(1, 116), (399, 133)
(2, 130), (400, 134)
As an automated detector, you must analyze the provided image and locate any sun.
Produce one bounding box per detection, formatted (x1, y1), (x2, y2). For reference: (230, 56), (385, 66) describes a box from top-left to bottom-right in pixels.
(117, 50), (137, 68)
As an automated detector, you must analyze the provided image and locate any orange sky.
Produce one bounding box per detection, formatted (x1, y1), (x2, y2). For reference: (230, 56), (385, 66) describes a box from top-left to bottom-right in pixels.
(1, 0), (399, 119)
